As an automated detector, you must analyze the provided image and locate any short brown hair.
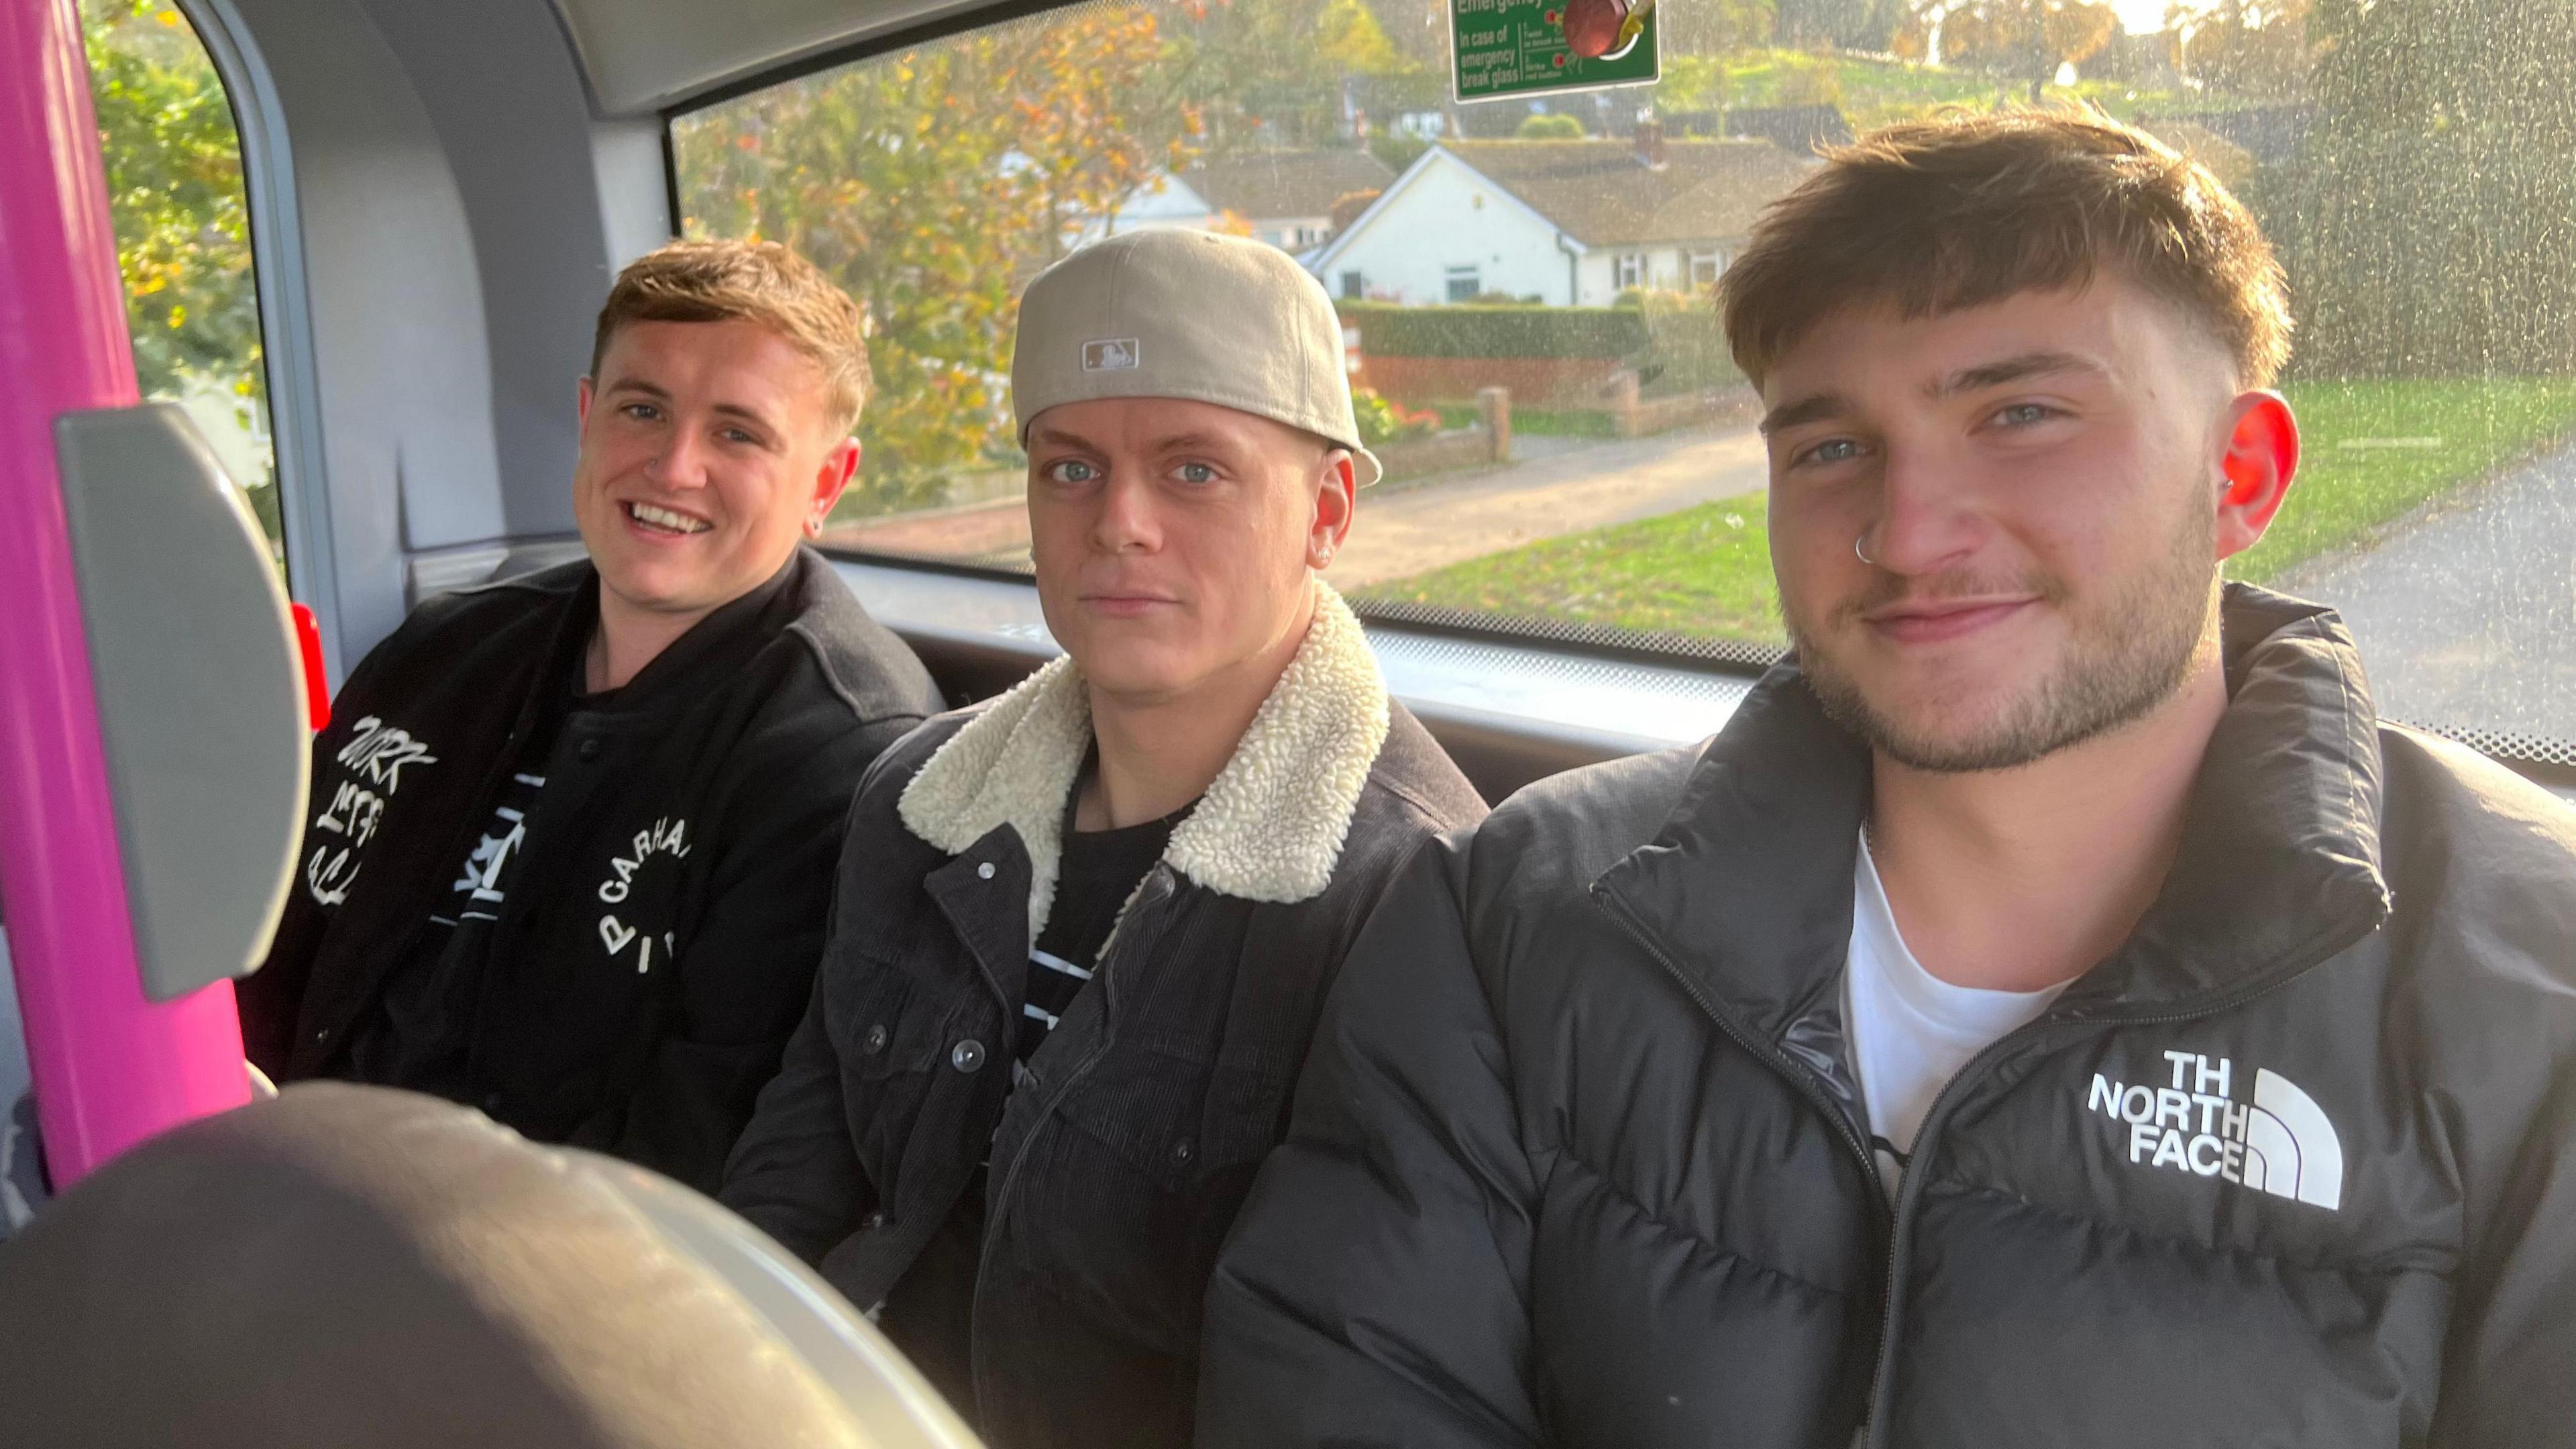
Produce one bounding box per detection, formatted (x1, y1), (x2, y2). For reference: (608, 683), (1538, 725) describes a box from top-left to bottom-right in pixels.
(591, 239), (873, 433)
(1721, 110), (2292, 390)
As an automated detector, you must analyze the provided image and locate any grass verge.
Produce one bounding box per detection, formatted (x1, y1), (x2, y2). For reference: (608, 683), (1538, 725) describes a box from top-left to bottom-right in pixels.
(2229, 378), (2576, 584)
(1354, 500), (1781, 642)
(1352, 376), (2576, 647)
(1432, 404), (1626, 439)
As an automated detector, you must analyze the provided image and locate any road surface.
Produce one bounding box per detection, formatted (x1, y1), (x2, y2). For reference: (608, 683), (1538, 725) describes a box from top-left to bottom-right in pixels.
(2277, 441), (2576, 743)
(826, 422), (1772, 583)
(1325, 424), (1769, 588)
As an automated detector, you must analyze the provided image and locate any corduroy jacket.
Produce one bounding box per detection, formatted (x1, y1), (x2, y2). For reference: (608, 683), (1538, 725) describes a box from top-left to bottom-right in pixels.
(722, 588), (1487, 1449)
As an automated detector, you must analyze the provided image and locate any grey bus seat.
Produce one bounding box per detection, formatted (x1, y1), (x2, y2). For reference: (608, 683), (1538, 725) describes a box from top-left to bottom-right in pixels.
(0, 1082), (979, 1449)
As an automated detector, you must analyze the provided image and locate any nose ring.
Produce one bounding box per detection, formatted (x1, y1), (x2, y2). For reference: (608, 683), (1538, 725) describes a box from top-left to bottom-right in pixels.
(1854, 531), (1874, 566)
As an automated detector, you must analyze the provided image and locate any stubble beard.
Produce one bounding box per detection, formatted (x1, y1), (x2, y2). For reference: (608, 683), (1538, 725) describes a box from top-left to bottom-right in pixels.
(1788, 507), (2222, 774)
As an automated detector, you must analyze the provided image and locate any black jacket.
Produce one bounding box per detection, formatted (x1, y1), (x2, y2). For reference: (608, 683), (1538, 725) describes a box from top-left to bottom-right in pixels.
(721, 589), (1487, 1449)
(239, 548), (943, 1192)
(1201, 587), (2576, 1448)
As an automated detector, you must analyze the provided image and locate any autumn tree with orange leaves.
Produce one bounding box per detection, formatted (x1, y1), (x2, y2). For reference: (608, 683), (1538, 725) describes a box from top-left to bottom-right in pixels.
(676, 7), (1203, 515)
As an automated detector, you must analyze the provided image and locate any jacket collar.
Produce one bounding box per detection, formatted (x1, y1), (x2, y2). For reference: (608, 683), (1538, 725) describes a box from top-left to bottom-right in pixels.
(1596, 584), (2393, 1042)
(586, 549), (807, 712)
(898, 584), (1391, 941)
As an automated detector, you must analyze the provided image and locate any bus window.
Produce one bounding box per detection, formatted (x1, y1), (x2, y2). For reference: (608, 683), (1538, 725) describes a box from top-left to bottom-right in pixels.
(672, 0), (2576, 773)
(80, 0), (281, 574)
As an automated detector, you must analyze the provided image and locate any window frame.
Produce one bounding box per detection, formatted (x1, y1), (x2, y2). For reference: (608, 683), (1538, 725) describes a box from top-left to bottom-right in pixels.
(655, 0), (2576, 790)
(165, 0), (337, 669)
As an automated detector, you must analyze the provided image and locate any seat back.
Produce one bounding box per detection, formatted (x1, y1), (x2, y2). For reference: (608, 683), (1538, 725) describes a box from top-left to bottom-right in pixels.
(0, 1083), (979, 1449)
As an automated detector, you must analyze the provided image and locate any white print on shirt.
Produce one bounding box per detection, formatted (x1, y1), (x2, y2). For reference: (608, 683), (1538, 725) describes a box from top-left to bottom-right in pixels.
(453, 805), (530, 910)
(2086, 1050), (2343, 1211)
(594, 816), (689, 974)
(304, 782), (384, 908)
(303, 718), (439, 908)
(336, 716), (438, 792)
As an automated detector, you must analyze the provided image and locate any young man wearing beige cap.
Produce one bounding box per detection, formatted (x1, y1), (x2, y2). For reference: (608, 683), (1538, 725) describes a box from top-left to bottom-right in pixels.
(722, 227), (1485, 1449)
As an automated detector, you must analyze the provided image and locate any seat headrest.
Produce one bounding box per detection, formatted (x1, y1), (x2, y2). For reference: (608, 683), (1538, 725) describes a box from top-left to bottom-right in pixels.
(0, 1082), (964, 1449)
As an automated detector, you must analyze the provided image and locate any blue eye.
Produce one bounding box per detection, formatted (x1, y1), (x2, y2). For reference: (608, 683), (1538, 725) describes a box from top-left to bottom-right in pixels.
(1996, 403), (2057, 427)
(1796, 437), (1863, 467)
(1046, 459), (1100, 484)
(1173, 462), (1217, 485)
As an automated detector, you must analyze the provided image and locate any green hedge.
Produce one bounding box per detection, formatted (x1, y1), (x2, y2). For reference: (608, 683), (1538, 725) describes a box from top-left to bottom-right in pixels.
(1337, 303), (1651, 360)
(1336, 302), (1741, 389)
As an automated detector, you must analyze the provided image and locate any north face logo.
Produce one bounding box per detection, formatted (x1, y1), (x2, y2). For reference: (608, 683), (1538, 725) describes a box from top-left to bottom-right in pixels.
(2087, 1051), (2343, 1211)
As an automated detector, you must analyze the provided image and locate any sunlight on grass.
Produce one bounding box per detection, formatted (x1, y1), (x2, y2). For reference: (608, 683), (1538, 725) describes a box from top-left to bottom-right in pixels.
(1353, 501), (1782, 643)
(2233, 378), (2576, 584)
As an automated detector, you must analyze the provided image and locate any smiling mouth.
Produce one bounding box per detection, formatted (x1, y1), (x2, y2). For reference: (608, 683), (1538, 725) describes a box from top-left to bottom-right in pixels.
(625, 501), (712, 536)
(1862, 597), (2037, 644)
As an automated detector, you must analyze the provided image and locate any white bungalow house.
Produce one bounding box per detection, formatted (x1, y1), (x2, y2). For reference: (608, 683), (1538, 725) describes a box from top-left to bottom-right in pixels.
(1304, 128), (1815, 307)
(1073, 149), (1396, 255)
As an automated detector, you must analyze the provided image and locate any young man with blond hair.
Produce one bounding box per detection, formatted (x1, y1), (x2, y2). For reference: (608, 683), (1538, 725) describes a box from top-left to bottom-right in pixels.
(1199, 112), (2576, 1447)
(721, 228), (1485, 1449)
(239, 240), (943, 1193)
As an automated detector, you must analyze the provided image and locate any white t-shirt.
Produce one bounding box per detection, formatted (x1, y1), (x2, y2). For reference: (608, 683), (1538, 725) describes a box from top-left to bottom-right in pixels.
(1844, 828), (2066, 1194)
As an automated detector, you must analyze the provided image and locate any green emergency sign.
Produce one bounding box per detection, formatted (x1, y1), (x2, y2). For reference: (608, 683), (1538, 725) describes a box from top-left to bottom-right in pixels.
(1450, 0), (1660, 102)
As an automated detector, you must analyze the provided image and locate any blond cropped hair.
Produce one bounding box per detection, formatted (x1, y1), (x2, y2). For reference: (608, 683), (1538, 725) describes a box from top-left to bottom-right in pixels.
(592, 239), (873, 433)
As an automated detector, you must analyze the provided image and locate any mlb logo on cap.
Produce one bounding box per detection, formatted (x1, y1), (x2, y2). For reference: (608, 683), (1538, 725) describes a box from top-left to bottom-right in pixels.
(1013, 229), (1384, 486)
(1081, 338), (1140, 372)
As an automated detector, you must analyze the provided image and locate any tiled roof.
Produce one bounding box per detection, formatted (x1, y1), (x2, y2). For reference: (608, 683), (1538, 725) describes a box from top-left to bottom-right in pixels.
(1442, 138), (1815, 247)
(1182, 150), (1397, 221)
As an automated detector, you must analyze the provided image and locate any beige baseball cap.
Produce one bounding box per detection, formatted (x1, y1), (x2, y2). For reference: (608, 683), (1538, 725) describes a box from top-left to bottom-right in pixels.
(1012, 227), (1383, 487)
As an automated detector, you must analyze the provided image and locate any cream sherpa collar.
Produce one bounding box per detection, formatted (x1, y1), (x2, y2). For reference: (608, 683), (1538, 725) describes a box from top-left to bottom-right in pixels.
(896, 585), (1391, 942)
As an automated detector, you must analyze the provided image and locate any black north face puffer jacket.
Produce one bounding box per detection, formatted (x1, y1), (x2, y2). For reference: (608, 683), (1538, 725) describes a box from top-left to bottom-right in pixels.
(1200, 587), (2576, 1448)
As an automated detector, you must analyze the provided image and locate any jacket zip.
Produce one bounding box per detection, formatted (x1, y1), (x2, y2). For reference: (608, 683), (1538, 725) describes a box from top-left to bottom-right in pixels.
(1856, 911), (2383, 1445)
(1590, 881), (1892, 1227)
(1599, 879), (2383, 1448)
(968, 863), (1178, 1405)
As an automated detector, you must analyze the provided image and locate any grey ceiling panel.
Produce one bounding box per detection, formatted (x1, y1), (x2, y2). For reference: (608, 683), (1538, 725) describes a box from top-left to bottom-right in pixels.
(553, 0), (1002, 117)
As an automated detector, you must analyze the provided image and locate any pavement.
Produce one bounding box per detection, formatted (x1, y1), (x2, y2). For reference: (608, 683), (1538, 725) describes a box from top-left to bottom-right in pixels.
(1324, 423), (1769, 588)
(2276, 441), (2576, 741)
(822, 422), (1776, 586)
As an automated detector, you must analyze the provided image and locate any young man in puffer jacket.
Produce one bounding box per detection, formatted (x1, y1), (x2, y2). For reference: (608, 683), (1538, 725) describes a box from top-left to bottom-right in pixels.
(721, 229), (1486, 1449)
(1201, 111), (2576, 1448)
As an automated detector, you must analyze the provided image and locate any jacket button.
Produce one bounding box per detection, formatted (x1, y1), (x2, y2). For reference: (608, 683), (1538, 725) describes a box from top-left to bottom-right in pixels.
(975, 861), (996, 881)
(950, 1039), (986, 1073)
(312, 1026), (332, 1044)
(1171, 1139), (1195, 1165)
(577, 737), (602, 761)
(862, 1023), (889, 1055)
(859, 1210), (885, 1231)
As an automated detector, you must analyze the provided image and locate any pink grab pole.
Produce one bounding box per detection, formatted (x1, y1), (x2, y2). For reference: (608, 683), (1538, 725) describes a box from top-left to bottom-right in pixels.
(0, 0), (251, 1186)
